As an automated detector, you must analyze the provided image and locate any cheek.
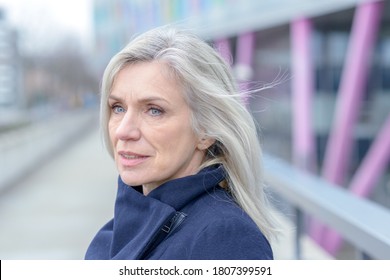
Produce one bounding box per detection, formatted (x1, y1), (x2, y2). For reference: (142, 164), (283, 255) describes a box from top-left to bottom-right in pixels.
(108, 120), (118, 145)
(157, 125), (198, 155)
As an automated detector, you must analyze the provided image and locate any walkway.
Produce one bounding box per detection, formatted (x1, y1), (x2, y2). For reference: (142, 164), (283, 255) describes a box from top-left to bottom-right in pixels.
(0, 127), (117, 259)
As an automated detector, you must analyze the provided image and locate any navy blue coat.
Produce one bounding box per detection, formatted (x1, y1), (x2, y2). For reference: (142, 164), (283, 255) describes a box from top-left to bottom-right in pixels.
(85, 165), (273, 259)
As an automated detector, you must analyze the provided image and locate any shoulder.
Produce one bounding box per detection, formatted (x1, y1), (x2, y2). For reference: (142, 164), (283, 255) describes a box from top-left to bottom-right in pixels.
(183, 190), (273, 259)
(189, 214), (273, 259)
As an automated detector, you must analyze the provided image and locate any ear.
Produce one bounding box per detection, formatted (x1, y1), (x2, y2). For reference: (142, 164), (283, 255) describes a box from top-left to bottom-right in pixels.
(197, 137), (216, 151)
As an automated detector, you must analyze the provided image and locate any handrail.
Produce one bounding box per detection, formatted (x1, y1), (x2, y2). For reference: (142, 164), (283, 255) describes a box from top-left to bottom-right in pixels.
(0, 109), (98, 192)
(263, 154), (390, 259)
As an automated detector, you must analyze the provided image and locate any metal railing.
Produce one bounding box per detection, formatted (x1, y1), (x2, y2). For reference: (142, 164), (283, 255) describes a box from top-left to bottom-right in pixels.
(263, 154), (390, 260)
(0, 109), (98, 192)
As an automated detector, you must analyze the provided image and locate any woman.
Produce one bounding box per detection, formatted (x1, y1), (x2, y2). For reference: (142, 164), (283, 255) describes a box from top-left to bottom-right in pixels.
(85, 26), (278, 260)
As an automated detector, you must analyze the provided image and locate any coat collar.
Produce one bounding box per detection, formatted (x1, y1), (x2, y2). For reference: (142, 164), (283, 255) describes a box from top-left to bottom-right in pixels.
(146, 164), (226, 210)
(107, 165), (225, 259)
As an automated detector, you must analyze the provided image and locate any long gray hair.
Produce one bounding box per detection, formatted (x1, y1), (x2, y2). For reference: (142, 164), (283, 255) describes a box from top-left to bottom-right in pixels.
(100, 26), (278, 241)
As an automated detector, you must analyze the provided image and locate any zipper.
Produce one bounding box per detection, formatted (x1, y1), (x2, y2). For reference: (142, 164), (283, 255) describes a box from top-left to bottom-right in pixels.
(138, 211), (187, 259)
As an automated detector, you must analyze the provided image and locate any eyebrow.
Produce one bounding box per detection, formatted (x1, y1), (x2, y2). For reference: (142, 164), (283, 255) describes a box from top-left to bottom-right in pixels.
(108, 94), (170, 105)
(108, 95), (124, 102)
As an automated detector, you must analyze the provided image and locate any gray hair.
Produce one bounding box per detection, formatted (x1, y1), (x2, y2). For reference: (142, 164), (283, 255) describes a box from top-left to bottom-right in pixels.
(100, 26), (278, 240)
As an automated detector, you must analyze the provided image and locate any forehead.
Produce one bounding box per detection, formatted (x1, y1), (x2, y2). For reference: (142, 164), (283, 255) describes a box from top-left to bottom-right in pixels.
(111, 61), (182, 96)
(108, 61), (188, 106)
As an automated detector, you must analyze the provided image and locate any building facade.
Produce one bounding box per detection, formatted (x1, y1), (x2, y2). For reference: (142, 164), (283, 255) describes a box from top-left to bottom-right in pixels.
(0, 8), (22, 109)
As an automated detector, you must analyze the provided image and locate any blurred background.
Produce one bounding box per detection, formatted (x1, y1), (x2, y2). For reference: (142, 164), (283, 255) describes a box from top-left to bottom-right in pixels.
(0, 0), (389, 260)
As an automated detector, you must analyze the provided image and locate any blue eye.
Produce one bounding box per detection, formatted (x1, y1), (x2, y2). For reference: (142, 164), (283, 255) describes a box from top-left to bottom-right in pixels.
(112, 105), (125, 114)
(148, 107), (163, 116)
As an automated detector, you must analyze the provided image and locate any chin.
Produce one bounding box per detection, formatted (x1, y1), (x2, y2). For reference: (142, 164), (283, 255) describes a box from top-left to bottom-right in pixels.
(119, 172), (145, 187)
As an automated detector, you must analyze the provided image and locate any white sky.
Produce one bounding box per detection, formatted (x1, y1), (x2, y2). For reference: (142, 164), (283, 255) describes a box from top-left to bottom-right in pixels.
(0, 0), (93, 52)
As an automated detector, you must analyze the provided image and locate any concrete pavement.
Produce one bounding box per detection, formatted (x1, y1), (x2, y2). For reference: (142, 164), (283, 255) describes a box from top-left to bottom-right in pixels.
(0, 126), (117, 259)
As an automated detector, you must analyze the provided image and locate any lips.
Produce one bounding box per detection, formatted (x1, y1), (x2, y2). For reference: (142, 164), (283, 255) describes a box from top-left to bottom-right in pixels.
(118, 151), (149, 167)
(121, 153), (145, 159)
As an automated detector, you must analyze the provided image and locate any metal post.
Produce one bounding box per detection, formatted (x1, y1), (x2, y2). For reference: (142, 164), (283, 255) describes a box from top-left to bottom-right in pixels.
(291, 17), (323, 246)
(325, 113), (390, 254)
(290, 18), (317, 172)
(235, 32), (255, 102)
(321, 0), (384, 253)
(349, 114), (390, 197)
(321, 1), (383, 186)
(214, 37), (232, 65)
(294, 207), (304, 259)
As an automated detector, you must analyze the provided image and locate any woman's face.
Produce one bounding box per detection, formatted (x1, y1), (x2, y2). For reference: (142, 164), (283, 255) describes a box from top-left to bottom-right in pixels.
(108, 61), (210, 195)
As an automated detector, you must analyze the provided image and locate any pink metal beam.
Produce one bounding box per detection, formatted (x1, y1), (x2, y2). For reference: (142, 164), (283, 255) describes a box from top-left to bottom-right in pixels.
(321, 1), (383, 186)
(349, 114), (390, 198)
(290, 18), (316, 171)
(235, 32), (255, 102)
(325, 113), (390, 254)
(236, 32), (255, 70)
(290, 17), (324, 246)
(320, 1), (384, 253)
(214, 38), (232, 65)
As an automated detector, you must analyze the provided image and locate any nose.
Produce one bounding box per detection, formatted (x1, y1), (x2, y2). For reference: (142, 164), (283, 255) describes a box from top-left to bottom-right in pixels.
(115, 111), (142, 141)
